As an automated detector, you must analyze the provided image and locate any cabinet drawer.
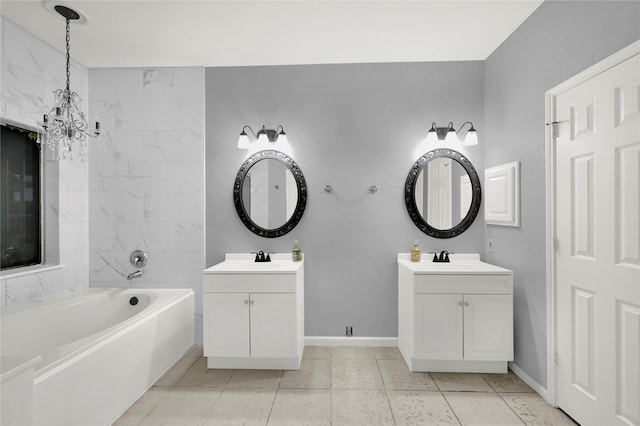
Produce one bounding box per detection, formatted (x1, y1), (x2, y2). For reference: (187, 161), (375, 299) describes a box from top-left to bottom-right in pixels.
(204, 274), (297, 293)
(414, 274), (512, 294)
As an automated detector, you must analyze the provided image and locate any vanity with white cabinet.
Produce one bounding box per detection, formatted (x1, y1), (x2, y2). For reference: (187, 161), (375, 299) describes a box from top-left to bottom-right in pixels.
(398, 253), (513, 373)
(203, 254), (304, 370)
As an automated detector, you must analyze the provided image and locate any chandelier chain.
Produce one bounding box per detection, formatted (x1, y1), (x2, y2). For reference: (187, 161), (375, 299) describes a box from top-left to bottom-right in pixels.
(65, 18), (71, 93)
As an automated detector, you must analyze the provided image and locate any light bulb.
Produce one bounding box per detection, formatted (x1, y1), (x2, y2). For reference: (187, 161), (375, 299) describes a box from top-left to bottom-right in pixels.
(463, 130), (478, 146)
(237, 131), (250, 149)
(426, 129), (438, 144)
(445, 128), (458, 143)
(277, 131), (289, 145)
(257, 132), (269, 145)
(426, 122), (439, 144)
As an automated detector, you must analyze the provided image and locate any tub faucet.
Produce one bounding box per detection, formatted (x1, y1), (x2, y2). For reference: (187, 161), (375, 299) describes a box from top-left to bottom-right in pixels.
(127, 270), (143, 280)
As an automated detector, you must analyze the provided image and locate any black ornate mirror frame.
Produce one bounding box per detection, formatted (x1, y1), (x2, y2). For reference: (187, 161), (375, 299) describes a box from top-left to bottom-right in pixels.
(405, 148), (482, 239)
(233, 150), (307, 238)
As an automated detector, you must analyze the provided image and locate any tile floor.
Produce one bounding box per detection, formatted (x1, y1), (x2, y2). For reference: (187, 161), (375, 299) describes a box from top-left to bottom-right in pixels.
(114, 346), (577, 426)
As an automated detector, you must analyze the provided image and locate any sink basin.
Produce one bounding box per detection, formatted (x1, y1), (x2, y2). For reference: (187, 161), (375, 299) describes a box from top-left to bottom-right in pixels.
(216, 261), (292, 271)
(410, 262), (471, 271)
(398, 253), (511, 274)
(204, 254), (303, 274)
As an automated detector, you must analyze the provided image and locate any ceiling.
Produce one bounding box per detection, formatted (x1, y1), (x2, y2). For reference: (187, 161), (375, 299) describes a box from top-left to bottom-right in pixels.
(1, 1), (543, 68)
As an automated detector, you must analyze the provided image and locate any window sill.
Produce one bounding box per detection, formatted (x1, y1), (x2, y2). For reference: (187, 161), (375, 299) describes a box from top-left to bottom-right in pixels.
(0, 264), (65, 280)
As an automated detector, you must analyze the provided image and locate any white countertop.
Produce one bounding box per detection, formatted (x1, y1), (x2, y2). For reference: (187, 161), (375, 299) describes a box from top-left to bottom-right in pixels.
(397, 253), (512, 275)
(204, 253), (303, 275)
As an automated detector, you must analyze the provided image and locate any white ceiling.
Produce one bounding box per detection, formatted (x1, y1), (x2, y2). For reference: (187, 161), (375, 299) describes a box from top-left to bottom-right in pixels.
(1, 0), (543, 68)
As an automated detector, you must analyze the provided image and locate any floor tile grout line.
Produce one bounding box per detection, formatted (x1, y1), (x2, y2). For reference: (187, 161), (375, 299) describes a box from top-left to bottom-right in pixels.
(440, 391), (465, 426)
(329, 352), (334, 425)
(375, 358), (389, 389)
(375, 358), (399, 425)
(481, 374), (497, 393)
(263, 387), (279, 426)
(496, 392), (529, 426)
(199, 386), (225, 426)
(431, 371), (443, 392)
(383, 389), (398, 426)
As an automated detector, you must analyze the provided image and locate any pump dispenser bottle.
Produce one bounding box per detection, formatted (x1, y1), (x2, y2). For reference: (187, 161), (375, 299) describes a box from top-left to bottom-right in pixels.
(292, 240), (302, 261)
(411, 240), (421, 262)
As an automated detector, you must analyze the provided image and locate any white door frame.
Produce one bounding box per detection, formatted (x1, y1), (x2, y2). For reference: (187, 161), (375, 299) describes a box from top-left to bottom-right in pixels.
(544, 39), (640, 407)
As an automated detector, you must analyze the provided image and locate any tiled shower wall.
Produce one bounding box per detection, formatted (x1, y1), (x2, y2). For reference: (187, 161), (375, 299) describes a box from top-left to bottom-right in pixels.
(1, 17), (89, 308)
(88, 68), (205, 342)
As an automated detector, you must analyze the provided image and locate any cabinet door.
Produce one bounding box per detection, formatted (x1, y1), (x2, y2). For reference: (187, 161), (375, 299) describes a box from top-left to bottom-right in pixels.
(250, 293), (297, 358)
(415, 294), (464, 360)
(463, 294), (513, 361)
(203, 293), (250, 357)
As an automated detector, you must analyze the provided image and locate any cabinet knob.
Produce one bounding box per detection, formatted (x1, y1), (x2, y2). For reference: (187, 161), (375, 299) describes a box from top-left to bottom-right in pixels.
(458, 301), (464, 306)
(244, 300), (249, 305)
(250, 300), (255, 305)
(464, 302), (470, 307)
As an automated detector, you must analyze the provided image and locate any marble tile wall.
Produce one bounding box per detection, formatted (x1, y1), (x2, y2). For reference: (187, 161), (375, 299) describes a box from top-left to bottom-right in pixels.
(88, 67), (205, 342)
(1, 17), (89, 309)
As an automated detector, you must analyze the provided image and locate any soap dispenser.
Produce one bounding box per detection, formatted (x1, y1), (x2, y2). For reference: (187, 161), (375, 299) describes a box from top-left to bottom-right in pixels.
(411, 240), (421, 262)
(292, 240), (302, 262)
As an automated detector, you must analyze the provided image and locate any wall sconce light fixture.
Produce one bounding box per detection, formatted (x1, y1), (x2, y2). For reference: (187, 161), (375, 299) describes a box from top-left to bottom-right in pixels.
(238, 125), (288, 149)
(426, 121), (478, 146)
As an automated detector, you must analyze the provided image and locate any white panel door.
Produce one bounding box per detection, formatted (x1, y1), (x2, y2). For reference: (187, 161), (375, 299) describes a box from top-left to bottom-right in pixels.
(427, 157), (452, 230)
(249, 293), (297, 358)
(463, 294), (513, 361)
(415, 294), (463, 359)
(203, 293), (250, 357)
(460, 174), (472, 220)
(555, 52), (640, 426)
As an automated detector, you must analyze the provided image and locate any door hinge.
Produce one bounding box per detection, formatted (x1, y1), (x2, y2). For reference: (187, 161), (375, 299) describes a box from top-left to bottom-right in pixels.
(553, 237), (559, 252)
(554, 351), (558, 366)
(546, 121), (560, 138)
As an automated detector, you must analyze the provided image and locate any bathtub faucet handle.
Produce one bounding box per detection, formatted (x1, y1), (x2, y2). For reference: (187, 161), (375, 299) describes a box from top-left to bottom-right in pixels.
(130, 250), (148, 268)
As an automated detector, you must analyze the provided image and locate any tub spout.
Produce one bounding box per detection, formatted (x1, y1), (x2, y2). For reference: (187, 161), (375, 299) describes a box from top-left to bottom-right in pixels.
(127, 270), (143, 280)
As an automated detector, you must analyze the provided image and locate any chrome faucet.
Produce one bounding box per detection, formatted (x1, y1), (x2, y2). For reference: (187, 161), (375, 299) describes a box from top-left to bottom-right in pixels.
(253, 251), (272, 262)
(432, 250), (451, 263)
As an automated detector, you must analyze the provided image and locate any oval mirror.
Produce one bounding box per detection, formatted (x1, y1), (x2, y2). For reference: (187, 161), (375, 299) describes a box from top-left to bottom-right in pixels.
(405, 149), (481, 238)
(233, 150), (307, 238)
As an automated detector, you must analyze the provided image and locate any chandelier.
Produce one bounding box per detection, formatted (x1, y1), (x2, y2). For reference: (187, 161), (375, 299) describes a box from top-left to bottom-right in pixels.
(38, 5), (100, 160)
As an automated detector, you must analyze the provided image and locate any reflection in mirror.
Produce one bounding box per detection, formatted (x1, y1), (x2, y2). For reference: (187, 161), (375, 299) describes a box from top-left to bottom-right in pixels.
(414, 158), (473, 230)
(242, 159), (298, 229)
(405, 149), (481, 239)
(234, 150), (307, 238)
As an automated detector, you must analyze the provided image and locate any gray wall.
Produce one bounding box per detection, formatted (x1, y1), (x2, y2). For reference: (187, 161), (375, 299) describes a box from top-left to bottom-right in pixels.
(484, 1), (640, 387)
(206, 62), (484, 337)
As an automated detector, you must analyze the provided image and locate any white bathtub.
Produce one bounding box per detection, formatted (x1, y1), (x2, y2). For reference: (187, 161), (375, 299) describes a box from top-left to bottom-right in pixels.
(0, 288), (194, 426)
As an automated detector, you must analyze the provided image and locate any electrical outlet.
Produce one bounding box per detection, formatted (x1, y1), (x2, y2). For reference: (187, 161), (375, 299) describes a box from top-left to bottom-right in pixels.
(346, 326), (353, 337)
(488, 239), (494, 253)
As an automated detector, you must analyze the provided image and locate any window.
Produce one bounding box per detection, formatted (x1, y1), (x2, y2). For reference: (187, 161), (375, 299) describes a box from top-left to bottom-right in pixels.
(1, 123), (42, 270)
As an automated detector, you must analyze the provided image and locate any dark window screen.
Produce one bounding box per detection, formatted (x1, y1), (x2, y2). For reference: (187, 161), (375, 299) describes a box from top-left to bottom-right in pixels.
(1, 124), (42, 270)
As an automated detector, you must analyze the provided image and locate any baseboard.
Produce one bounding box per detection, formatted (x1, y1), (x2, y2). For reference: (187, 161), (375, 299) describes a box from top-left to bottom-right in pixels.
(304, 336), (398, 347)
(509, 361), (553, 405)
